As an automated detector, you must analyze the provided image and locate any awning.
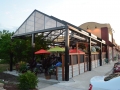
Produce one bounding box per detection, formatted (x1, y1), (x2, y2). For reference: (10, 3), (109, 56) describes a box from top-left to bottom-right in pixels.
(69, 49), (85, 54)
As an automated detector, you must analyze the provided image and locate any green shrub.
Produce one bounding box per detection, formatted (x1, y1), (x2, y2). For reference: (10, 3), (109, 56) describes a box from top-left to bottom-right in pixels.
(18, 71), (38, 90)
(18, 61), (27, 73)
(0, 59), (9, 64)
(0, 79), (4, 83)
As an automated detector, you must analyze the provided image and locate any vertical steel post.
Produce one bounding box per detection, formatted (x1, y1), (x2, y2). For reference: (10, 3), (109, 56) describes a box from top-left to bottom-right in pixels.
(88, 37), (91, 71)
(65, 25), (69, 81)
(10, 38), (13, 71)
(106, 45), (109, 61)
(100, 42), (102, 66)
(32, 34), (35, 60)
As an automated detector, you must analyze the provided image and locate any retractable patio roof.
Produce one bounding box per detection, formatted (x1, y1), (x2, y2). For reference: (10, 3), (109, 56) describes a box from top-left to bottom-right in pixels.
(12, 9), (106, 44)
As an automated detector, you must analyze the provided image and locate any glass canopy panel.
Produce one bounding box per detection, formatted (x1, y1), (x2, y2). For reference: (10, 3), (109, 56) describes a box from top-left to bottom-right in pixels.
(13, 10), (65, 36)
(26, 25), (34, 33)
(35, 11), (44, 31)
(14, 30), (19, 35)
(45, 16), (56, 29)
(25, 13), (34, 33)
(57, 22), (64, 27)
(18, 22), (26, 34)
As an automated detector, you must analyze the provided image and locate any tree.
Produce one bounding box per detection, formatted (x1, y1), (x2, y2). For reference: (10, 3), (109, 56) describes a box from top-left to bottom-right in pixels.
(0, 30), (52, 65)
(0, 30), (13, 63)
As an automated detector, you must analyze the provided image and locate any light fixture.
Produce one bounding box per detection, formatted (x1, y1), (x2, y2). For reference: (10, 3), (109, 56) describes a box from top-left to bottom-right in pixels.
(95, 26), (97, 28)
(81, 30), (89, 36)
(91, 41), (97, 44)
(91, 34), (97, 39)
(102, 40), (106, 44)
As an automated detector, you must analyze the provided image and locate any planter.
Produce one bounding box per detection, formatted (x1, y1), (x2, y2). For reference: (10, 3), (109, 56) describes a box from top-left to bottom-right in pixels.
(3, 83), (19, 90)
(45, 75), (51, 79)
(21, 70), (27, 73)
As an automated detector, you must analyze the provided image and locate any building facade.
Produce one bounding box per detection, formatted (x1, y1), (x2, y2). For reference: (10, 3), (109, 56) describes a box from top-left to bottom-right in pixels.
(79, 22), (119, 62)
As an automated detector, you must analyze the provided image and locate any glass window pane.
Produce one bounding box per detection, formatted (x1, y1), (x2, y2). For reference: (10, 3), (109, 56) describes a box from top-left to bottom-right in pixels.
(35, 12), (44, 31)
(28, 13), (34, 21)
(27, 20), (34, 26)
(14, 30), (19, 35)
(45, 16), (56, 29)
(19, 28), (25, 34)
(80, 55), (84, 63)
(26, 25), (34, 32)
(73, 55), (78, 64)
(57, 22), (64, 27)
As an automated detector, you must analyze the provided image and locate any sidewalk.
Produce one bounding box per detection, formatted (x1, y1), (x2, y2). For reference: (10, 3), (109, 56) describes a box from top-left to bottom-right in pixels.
(4, 61), (117, 90)
(39, 61), (117, 90)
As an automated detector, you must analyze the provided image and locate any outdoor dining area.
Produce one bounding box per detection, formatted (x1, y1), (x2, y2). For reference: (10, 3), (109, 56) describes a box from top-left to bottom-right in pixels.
(12, 39), (106, 81)
(11, 9), (107, 81)
(15, 45), (88, 80)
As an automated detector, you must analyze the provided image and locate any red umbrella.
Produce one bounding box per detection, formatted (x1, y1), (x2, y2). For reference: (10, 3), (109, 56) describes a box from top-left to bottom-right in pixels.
(69, 49), (85, 54)
(35, 49), (50, 54)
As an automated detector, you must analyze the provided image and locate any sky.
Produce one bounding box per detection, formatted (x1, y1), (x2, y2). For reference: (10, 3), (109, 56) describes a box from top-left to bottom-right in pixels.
(0, 0), (120, 44)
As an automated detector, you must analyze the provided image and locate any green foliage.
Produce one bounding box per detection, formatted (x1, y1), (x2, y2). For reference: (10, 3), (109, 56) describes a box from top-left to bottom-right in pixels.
(0, 30), (52, 65)
(0, 30), (13, 63)
(95, 46), (100, 52)
(91, 46), (96, 52)
(0, 64), (9, 72)
(0, 59), (8, 64)
(19, 62), (27, 73)
(18, 71), (38, 90)
(0, 79), (4, 84)
(33, 67), (39, 75)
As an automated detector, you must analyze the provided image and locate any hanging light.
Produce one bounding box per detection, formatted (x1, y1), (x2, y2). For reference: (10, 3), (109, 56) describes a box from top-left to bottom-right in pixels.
(91, 41), (97, 44)
(72, 34), (85, 40)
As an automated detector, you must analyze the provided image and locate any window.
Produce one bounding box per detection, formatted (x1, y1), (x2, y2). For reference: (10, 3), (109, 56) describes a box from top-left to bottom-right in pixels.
(73, 55), (78, 64)
(92, 55), (94, 60)
(80, 55), (84, 63)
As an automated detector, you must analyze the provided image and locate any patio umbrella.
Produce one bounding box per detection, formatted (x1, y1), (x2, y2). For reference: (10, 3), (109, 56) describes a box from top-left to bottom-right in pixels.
(69, 49), (85, 54)
(35, 49), (50, 54)
(48, 46), (65, 52)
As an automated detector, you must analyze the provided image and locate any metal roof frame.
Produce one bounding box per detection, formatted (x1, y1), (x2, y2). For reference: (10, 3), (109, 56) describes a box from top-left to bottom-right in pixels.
(12, 9), (105, 44)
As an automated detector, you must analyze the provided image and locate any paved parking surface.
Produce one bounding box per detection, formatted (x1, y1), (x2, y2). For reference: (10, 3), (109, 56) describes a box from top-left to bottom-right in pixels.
(39, 61), (117, 90)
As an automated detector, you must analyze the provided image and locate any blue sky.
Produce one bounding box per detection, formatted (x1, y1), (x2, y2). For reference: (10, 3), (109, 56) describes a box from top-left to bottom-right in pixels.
(0, 0), (120, 44)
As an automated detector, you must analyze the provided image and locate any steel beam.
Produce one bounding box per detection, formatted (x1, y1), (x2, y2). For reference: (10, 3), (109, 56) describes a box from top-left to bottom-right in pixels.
(12, 26), (65, 38)
(100, 42), (102, 66)
(65, 25), (69, 81)
(32, 33), (35, 60)
(10, 39), (13, 71)
(88, 37), (92, 71)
